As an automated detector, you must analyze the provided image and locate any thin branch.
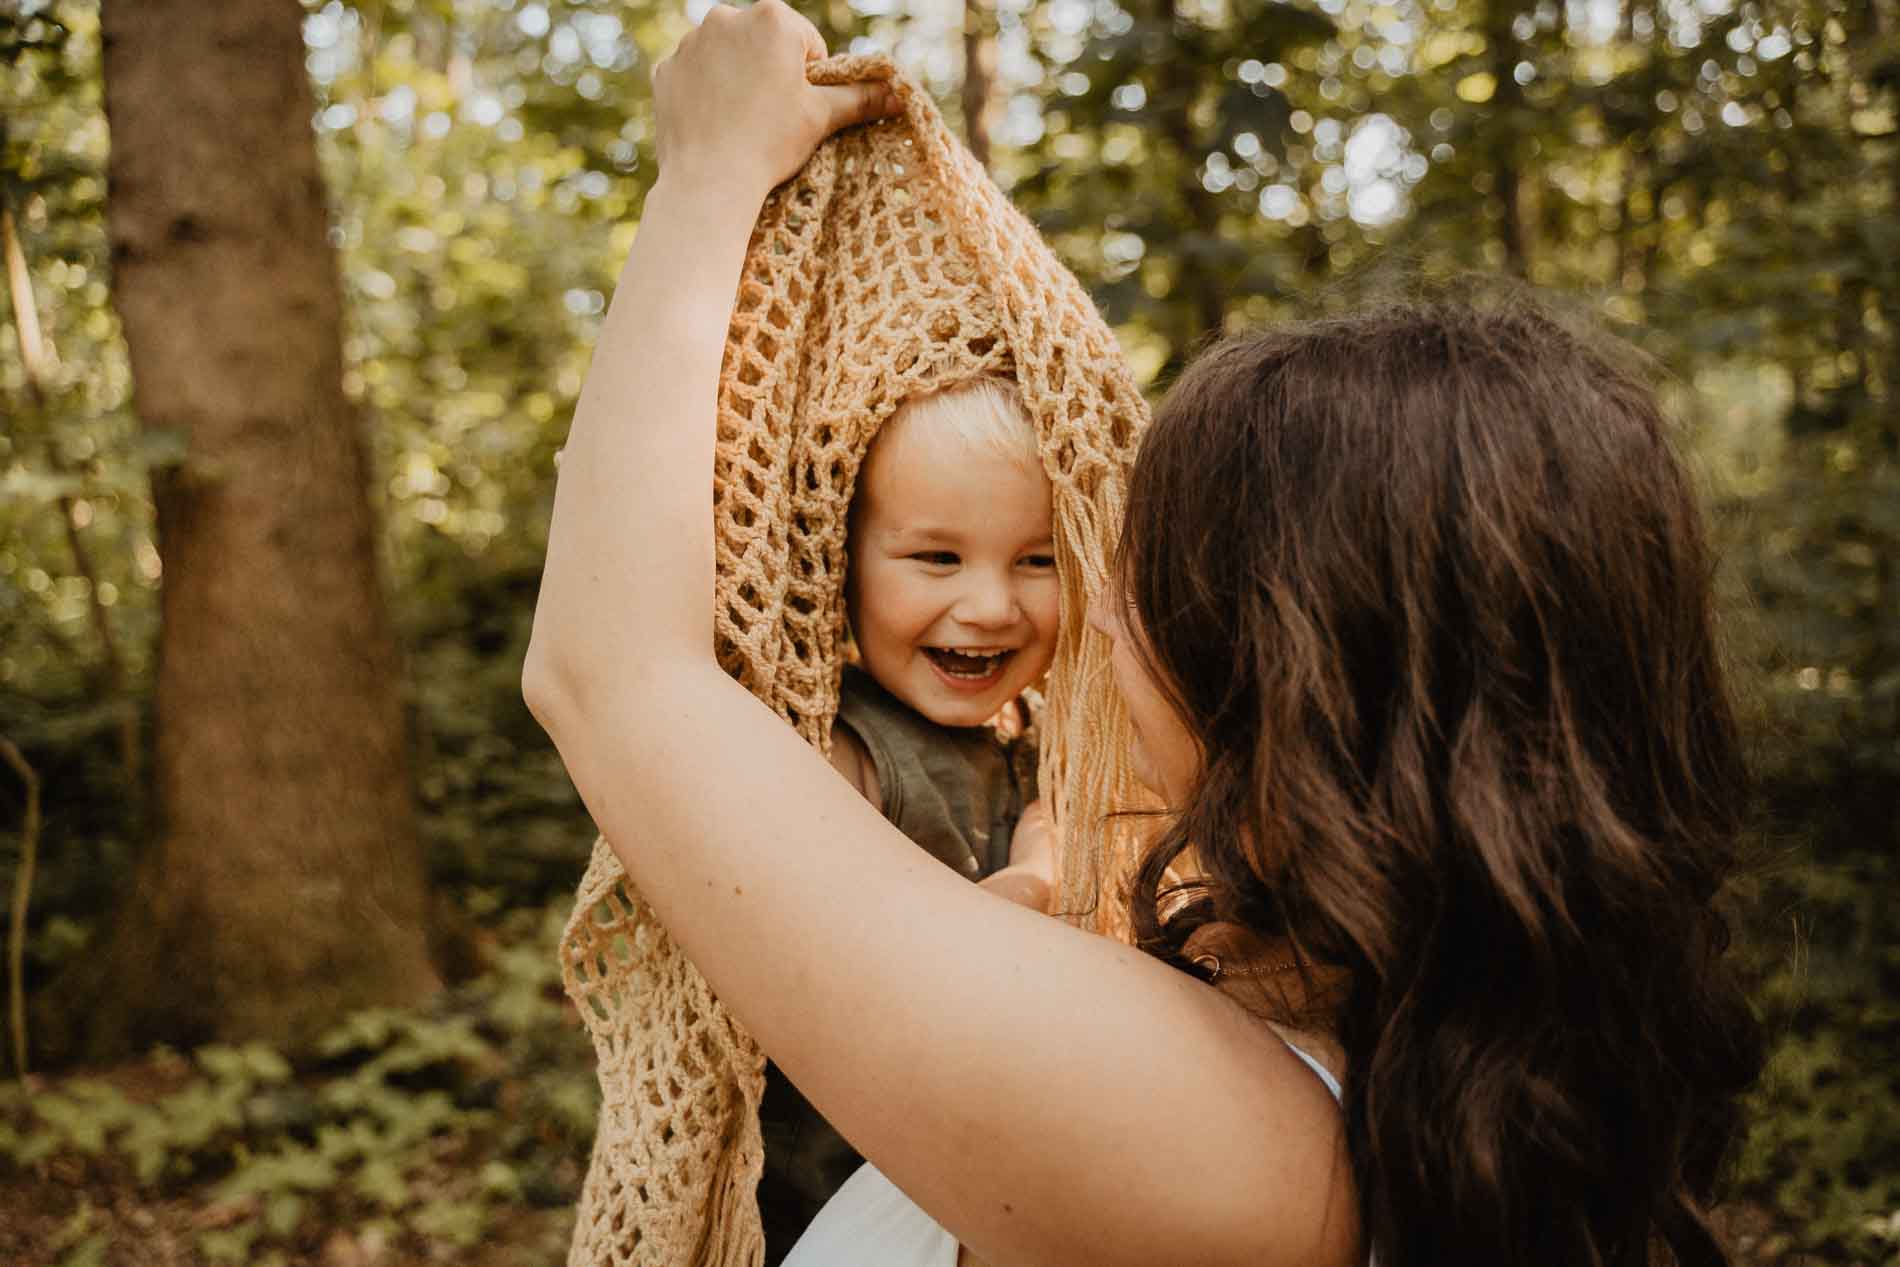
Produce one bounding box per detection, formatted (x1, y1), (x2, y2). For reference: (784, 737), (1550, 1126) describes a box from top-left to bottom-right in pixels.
(2, 186), (142, 800)
(0, 737), (41, 1079)
(1, 202), (57, 383)
(962, 0), (997, 172)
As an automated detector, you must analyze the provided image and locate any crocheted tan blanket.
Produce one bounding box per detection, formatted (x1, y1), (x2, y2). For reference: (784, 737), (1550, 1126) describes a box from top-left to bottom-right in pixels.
(559, 54), (1152, 1267)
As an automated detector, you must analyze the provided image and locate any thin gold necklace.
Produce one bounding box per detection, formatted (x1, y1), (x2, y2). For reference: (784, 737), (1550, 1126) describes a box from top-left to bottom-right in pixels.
(1192, 952), (1300, 983)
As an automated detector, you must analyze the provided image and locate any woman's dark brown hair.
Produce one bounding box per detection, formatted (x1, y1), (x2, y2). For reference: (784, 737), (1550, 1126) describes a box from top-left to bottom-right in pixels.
(1122, 291), (1764, 1267)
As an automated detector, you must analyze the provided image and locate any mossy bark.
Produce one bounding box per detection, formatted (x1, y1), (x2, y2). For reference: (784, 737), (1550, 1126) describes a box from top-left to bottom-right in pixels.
(50, 0), (440, 1061)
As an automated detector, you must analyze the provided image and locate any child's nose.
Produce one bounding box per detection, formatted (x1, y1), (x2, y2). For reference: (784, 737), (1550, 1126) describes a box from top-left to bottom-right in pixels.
(953, 571), (1019, 628)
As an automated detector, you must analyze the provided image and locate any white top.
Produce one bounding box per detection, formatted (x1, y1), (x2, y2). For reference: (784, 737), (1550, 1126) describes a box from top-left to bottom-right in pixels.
(782, 1035), (1347, 1267)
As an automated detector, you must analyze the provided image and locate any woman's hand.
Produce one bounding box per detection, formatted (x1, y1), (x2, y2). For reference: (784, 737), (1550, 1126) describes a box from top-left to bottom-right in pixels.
(651, 0), (898, 204)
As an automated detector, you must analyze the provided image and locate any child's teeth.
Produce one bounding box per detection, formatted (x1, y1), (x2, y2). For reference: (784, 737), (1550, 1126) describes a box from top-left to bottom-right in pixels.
(933, 647), (1007, 677)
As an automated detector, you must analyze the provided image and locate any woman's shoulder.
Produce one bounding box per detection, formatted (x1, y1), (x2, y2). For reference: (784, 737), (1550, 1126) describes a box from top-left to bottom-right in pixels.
(1088, 960), (1364, 1267)
(1141, 929), (1361, 1264)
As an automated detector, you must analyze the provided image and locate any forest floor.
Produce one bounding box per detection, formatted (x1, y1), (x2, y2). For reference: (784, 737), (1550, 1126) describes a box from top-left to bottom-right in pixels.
(0, 1119), (1850, 1267)
(0, 1154), (574, 1267)
(0, 1060), (1859, 1267)
(0, 896), (1879, 1267)
(0, 900), (596, 1267)
(0, 1057), (580, 1267)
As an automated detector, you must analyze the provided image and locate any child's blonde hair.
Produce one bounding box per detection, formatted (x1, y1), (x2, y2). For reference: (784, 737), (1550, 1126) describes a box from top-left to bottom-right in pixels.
(877, 377), (1039, 469)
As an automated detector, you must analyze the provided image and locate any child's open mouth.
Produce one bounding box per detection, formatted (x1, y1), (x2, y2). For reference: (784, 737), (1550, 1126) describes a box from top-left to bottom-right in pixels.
(923, 646), (1013, 689)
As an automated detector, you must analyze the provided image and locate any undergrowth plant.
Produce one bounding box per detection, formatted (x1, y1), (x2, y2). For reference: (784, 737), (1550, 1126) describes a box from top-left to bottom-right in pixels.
(0, 901), (598, 1265)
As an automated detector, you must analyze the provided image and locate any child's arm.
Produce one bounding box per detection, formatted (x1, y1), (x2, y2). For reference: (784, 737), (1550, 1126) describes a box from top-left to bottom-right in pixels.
(978, 798), (1054, 911)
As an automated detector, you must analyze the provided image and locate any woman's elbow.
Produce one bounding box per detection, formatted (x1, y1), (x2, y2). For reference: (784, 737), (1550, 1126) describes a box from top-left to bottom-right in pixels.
(522, 611), (714, 755)
(520, 633), (578, 742)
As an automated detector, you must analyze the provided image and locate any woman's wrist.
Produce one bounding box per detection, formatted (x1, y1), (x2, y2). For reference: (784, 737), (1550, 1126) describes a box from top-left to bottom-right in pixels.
(646, 167), (773, 234)
(609, 175), (765, 339)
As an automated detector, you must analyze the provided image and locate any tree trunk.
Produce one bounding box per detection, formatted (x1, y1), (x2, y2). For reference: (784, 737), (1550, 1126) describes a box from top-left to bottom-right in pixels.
(1612, 152), (1646, 294)
(1483, 0), (1530, 277)
(962, 0), (998, 172)
(1871, 0), (1900, 422)
(1158, 0), (1229, 354)
(55, 0), (439, 1061)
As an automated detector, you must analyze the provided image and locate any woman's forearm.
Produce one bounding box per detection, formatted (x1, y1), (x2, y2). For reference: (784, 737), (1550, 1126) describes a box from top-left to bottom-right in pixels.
(523, 176), (762, 718)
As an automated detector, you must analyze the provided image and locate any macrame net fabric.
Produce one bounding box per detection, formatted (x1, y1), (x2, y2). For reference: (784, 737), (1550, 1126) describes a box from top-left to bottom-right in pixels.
(559, 55), (1153, 1267)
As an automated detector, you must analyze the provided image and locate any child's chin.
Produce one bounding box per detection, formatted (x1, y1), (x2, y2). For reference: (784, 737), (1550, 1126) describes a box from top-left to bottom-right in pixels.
(913, 695), (998, 728)
(902, 674), (1010, 727)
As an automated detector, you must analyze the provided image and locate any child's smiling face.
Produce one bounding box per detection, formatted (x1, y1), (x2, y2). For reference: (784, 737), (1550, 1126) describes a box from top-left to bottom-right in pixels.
(847, 388), (1059, 729)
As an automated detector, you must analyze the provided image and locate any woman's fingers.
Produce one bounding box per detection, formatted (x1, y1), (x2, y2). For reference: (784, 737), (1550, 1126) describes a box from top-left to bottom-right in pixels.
(783, 0), (830, 62)
(815, 80), (902, 133)
(650, 0), (898, 199)
(770, 0), (900, 127)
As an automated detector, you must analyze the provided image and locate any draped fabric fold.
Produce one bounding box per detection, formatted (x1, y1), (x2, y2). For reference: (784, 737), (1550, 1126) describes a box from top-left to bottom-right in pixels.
(560, 55), (1153, 1267)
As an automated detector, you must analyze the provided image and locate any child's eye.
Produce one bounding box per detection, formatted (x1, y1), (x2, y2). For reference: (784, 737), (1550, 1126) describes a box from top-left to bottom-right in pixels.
(1021, 553), (1057, 570)
(910, 551), (959, 566)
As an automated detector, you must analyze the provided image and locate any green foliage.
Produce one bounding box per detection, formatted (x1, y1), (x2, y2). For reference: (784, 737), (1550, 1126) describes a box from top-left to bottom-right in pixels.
(47, 1200), (109, 1267)
(1729, 806), (1900, 1263)
(0, 902), (598, 1260)
(1742, 1024), (1900, 1257)
(1, 0), (1895, 1260)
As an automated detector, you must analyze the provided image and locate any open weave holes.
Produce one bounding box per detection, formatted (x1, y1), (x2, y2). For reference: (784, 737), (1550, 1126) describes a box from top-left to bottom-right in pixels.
(559, 55), (1154, 1267)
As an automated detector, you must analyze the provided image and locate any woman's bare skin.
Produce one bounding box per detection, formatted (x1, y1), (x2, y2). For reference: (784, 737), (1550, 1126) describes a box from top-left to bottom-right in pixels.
(522, 6), (1359, 1263)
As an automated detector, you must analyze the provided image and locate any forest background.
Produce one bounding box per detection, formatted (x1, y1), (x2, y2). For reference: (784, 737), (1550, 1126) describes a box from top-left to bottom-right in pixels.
(0, 0), (1894, 1263)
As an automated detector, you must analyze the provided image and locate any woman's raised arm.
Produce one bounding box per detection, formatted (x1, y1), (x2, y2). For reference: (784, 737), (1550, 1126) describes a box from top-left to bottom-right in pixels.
(524, 2), (891, 686)
(522, 8), (1355, 1264)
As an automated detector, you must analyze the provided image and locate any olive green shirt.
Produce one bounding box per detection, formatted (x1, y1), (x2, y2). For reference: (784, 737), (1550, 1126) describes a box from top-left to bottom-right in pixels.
(758, 666), (1038, 1263)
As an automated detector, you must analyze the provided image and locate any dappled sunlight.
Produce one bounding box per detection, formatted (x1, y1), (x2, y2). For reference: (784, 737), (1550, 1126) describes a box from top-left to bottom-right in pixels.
(0, 0), (1893, 1261)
